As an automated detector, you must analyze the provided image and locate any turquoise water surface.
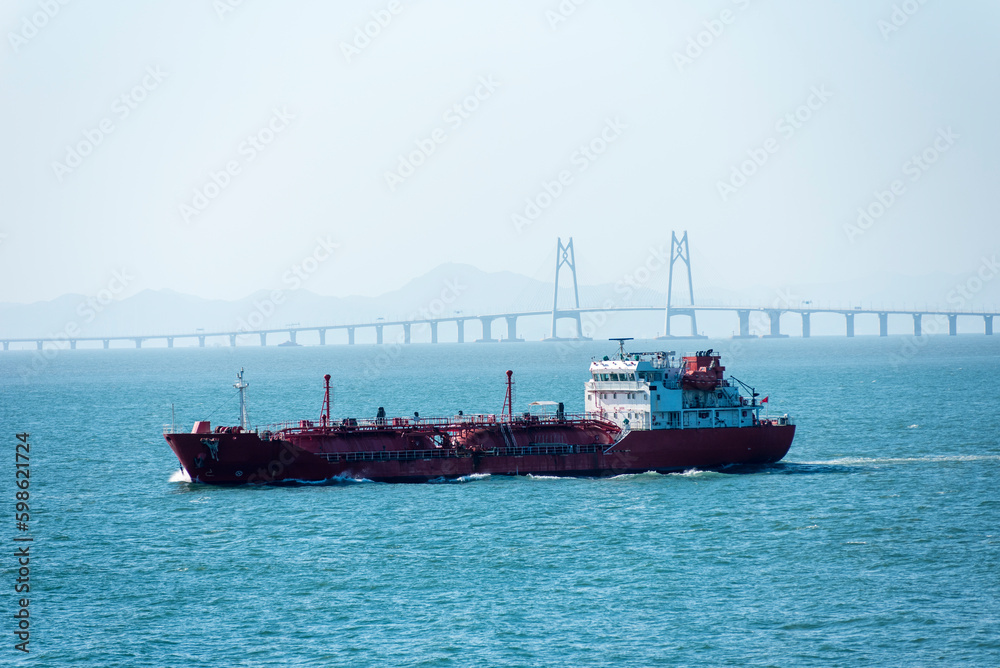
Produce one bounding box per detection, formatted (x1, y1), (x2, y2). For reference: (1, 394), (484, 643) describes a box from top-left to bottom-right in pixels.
(1, 337), (998, 666)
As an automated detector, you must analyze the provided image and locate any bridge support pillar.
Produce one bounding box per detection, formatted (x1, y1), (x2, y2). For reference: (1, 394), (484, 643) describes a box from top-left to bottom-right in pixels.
(801, 312), (811, 338)
(503, 315), (524, 342)
(2, 342), (8, 351)
(348, 327), (355, 345)
(913, 314), (921, 337)
(198, 335), (206, 348)
(403, 323), (411, 344)
(736, 310), (751, 338)
(478, 317), (497, 342)
(662, 308), (700, 339)
(289, 330), (297, 344)
(259, 332), (267, 347)
(36, 341), (43, 350)
(103, 339), (110, 349)
(879, 313), (888, 337)
(376, 325), (384, 345)
(318, 329), (326, 346)
(457, 319), (465, 343)
(763, 310), (787, 338)
(548, 312), (586, 340)
(167, 337), (174, 348)
(550, 237), (584, 340)
(134, 339), (142, 349)
(846, 313), (855, 338)
(986, 315), (993, 336)
(430, 321), (438, 344)
(948, 314), (958, 336)
(69, 340), (76, 350)
(230, 334), (237, 347)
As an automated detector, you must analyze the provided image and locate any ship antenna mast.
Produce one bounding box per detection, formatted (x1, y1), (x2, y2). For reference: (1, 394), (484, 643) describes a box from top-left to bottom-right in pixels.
(234, 368), (250, 430)
(609, 337), (633, 360)
(502, 370), (514, 422)
(320, 374), (332, 427)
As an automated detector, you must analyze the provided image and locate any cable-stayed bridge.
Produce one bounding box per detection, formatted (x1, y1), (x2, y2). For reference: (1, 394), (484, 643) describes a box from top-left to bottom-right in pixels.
(4, 234), (997, 350)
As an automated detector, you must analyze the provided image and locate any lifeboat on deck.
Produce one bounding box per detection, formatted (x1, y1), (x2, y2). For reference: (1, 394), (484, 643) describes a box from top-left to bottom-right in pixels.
(681, 349), (724, 391)
(681, 370), (718, 391)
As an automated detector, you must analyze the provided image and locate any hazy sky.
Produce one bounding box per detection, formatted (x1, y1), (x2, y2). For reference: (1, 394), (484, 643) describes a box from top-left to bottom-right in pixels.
(2, 1), (998, 304)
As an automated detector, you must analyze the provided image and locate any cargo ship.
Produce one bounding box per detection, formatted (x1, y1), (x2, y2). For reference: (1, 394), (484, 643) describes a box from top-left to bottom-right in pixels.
(164, 341), (794, 484)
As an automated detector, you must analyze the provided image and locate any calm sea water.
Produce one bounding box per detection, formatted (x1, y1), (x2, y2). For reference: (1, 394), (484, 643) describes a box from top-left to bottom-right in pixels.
(1, 337), (998, 667)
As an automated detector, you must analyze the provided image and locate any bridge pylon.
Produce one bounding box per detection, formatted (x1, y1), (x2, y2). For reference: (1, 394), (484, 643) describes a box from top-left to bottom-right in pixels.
(658, 230), (706, 340)
(546, 237), (591, 341)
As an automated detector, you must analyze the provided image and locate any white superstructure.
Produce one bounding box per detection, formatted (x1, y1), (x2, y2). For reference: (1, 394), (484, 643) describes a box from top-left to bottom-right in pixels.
(585, 349), (765, 432)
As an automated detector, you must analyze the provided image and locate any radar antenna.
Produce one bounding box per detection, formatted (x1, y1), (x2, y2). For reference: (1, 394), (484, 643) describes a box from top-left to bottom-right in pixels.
(609, 337), (633, 360)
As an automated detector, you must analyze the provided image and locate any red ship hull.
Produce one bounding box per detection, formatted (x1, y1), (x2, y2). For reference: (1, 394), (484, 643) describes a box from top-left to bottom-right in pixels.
(164, 422), (794, 485)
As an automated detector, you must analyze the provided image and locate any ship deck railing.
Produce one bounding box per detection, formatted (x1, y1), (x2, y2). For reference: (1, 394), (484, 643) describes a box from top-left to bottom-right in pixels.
(164, 413), (619, 436)
(260, 412), (617, 435)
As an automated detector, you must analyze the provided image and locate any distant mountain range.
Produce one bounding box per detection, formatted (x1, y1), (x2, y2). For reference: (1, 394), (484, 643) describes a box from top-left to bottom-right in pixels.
(1, 263), (997, 343)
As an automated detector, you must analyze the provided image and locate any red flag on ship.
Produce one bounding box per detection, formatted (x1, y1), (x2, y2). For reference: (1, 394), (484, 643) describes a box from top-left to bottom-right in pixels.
(761, 396), (769, 403)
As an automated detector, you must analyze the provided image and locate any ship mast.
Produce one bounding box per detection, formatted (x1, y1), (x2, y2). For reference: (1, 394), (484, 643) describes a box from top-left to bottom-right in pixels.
(320, 374), (332, 427)
(234, 368), (249, 430)
(502, 370), (514, 422)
